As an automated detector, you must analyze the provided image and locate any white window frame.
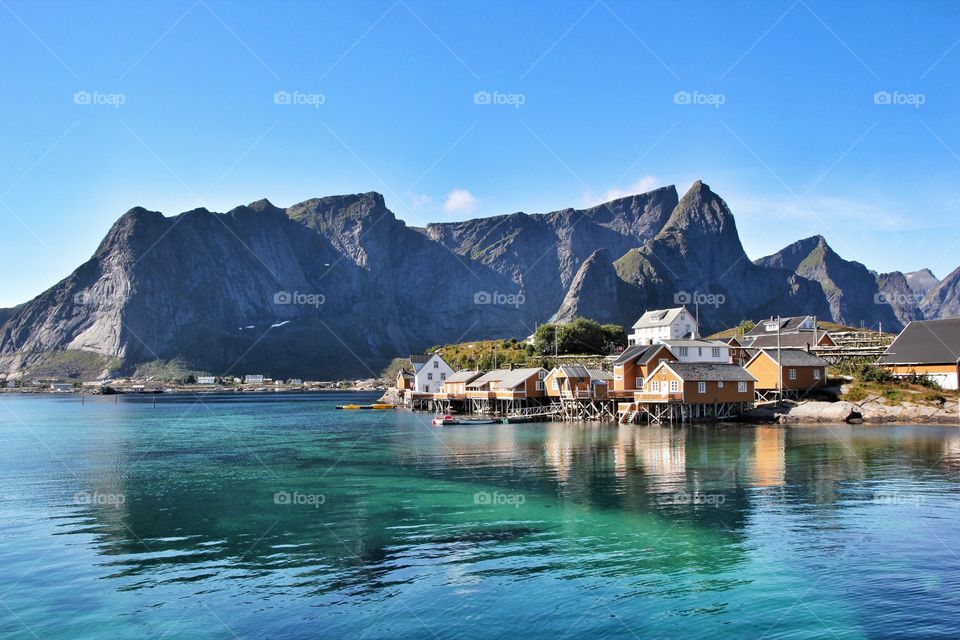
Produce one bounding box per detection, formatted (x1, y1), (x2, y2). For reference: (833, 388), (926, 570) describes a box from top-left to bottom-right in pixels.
(712, 347), (721, 358)
(814, 369), (822, 380)
(717, 381), (724, 388)
(535, 380), (544, 391)
(427, 373), (433, 381)
(738, 381), (747, 393)
(650, 381), (660, 392)
(635, 377), (644, 389)
(788, 368), (797, 380)
(679, 347), (688, 357)
(670, 380), (679, 393)
(698, 381), (706, 394)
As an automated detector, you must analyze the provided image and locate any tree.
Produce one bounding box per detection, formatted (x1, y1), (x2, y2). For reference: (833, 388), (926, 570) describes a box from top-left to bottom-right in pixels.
(534, 317), (611, 355)
(601, 324), (627, 350)
(380, 357), (412, 385)
(735, 319), (756, 337)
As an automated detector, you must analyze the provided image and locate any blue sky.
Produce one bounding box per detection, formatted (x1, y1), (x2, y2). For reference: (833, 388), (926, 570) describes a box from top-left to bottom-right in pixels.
(1, 0), (958, 307)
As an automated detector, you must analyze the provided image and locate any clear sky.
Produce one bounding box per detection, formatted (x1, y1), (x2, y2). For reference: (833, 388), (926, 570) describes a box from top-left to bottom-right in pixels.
(1, 0), (958, 307)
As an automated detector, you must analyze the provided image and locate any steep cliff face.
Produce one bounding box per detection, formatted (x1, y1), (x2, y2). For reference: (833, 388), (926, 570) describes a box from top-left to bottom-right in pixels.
(906, 269), (939, 299)
(605, 182), (831, 333)
(756, 235), (903, 330)
(425, 187), (679, 318)
(0, 195), (534, 378)
(1, 181), (955, 379)
(876, 271), (925, 327)
(922, 266), (960, 319)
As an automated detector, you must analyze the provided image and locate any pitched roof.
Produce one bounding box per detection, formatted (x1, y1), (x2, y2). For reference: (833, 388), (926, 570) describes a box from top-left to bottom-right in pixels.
(877, 319), (960, 365)
(466, 369), (510, 388)
(553, 365), (591, 378)
(612, 344), (668, 364)
(660, 362), (756, 382)
(751, 348), (829, 367)
(409, 353), (431, 372)
(742, 332), (830, 349)
(444, 370), (482, 384)
(745, 316), (815, 336)
(397, 370), (414, 379)
(493, 368), (546, 389)
(631, 307), (689, 330)
(587, 368), (613, 381)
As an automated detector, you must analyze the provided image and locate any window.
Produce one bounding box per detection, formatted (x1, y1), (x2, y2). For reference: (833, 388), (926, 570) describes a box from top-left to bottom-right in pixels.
(427, 373), (433, 380)
(670, 380), (679, 393)
(539, 370), (547, 379)
(814, 369), (822, 380)
(717, 381), (724, 388)
(788, 368), (797, 380)
(650, 381), (660, 392)
(535, 381), (544, 391)
(433, 361), (439, 368)
(712, 347), (721, 358)
(635, 377), (644, 389)
(698, 381), (706, 393)
(698, 347), (703, 357)
(551, 378), (558, 391)
(738, 381), (747, 393)
(440, 373), (446, 380)
(679, 347), (688, 357)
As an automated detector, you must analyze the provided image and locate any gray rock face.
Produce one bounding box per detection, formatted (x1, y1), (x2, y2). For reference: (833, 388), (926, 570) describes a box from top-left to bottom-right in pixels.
(876, 271), (924, 327)
(756, 235), (903, 331)
(921, 266), (960, 319)
(1, 181), (956, 379)
(906, 268), (939, 299)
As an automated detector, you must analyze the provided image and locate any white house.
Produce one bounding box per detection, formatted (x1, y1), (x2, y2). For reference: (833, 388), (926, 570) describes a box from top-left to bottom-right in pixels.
(197, 376), (216, 385)
(629, 307), (697, 346)
(410, 353), (454, 394)
(243, 375), (265, 384)
(658, 338), (730, 363)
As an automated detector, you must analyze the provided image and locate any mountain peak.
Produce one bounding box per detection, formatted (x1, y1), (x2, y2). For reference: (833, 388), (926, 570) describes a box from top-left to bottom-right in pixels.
(659, 180), (739, 240)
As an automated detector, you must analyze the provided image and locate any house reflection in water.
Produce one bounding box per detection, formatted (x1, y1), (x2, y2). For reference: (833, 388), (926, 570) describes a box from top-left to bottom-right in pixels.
(613, 425), (686, 495)
(752, 427), (786, 487)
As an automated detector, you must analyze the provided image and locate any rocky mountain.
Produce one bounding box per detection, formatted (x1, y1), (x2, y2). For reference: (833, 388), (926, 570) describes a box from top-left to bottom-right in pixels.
(921, 266), (960, 319)
(906, 268), (940, 299)
(876, 271), (925, 327)
(755, 235), (904, 330)
(1, 181), (956, 380)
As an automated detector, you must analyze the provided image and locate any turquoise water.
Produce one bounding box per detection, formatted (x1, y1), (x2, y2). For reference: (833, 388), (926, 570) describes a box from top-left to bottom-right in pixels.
(2, 393), (960, 639)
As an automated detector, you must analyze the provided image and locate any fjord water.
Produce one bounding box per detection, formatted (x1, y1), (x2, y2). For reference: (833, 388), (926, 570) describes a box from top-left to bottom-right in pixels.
(2, 394), (959, 639)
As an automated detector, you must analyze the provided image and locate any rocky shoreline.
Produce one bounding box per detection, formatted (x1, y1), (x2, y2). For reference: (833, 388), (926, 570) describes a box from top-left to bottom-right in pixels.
(745, 397), (959, 425)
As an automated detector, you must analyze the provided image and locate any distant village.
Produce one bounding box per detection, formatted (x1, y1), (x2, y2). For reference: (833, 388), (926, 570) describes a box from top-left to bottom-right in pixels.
(393, 307), (960, 424)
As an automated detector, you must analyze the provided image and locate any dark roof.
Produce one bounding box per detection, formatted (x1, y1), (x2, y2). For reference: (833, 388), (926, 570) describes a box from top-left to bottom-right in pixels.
(612, 343), (670, 365)
(398, 371), (414, 379)
(878, 319), (960, 365)
(743, 333), (829, 350)
(745, 316), (815, 336)
(409, 354), (431, 364)
(751, 348), (828, 367)
(661, 362), (756, 382)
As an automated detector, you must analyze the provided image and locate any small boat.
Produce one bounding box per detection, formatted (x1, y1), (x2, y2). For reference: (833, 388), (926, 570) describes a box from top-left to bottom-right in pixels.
(432, 415), (458, 426)
(501, 416), (532, 424)
(337, 403), (396, 410)
(458, 418), (499, 425)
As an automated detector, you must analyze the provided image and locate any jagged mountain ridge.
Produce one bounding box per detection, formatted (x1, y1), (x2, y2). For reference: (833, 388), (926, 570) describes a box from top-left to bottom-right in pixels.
(1, 181), (956, 379)
(755, 234), (907, 330)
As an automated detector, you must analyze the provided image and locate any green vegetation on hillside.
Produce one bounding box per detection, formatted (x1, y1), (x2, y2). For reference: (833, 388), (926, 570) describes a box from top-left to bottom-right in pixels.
(533, 318), (626, 356)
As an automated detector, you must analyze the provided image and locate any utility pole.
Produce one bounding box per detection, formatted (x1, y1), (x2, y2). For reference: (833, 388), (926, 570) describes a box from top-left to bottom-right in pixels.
(777, 315), (783, 400)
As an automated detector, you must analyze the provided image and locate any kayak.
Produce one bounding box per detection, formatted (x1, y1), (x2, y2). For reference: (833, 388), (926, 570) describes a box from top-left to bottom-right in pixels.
(337, 403), (395, 410)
